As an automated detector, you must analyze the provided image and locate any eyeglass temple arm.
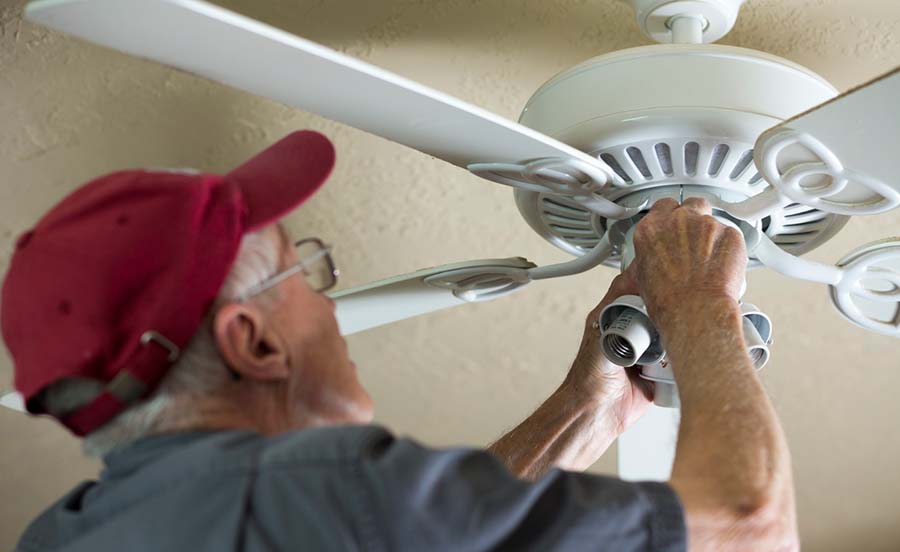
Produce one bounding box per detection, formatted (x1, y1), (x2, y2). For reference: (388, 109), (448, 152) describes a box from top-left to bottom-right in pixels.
(240, 246), (333, 300)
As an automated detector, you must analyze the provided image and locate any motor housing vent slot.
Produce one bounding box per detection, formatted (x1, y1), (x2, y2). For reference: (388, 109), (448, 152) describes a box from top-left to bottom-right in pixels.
(708, 144), (730, 176)
(600, 153), (632, 184)
(729, 149), (755, 180)
(684, 142), (700, 176)
(626, 146), (652, 180)
(655, 143), (674, 176)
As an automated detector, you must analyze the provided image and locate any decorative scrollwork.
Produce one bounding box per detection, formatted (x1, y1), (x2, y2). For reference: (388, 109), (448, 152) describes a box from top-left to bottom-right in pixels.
(831, 243), (900, 337)
(851, 267), (900, 303)
(758, 129), (900, 216)
(468, 157), (640, 219)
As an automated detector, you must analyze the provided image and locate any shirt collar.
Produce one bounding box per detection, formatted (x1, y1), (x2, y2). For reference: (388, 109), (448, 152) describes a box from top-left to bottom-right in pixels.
(101, 431), (222, 480)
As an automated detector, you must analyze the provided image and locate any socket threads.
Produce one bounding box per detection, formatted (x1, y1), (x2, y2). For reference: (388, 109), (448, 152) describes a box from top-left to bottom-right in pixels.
(604, 334), (636, 364)
(601, 308), (654, 367)
(748, 347), (765, 366)
(742, 316), (771, 369)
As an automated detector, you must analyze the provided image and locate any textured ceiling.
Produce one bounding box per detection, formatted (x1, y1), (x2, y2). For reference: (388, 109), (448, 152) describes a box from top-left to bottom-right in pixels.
(1, 0), (899, 550)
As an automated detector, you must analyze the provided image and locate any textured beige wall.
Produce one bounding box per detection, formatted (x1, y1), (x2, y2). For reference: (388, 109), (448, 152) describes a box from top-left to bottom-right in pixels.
(1, 0), (899, 549)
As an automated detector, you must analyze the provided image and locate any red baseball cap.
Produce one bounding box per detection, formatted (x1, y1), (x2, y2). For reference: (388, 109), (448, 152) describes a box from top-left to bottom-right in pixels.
(1, 130), (335, 436)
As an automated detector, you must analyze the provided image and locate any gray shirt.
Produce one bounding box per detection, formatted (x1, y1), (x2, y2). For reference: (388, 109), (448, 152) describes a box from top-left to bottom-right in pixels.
(17, 425), (685, 551)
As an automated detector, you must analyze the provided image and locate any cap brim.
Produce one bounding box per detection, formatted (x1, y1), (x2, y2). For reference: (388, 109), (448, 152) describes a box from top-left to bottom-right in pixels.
(226, 130), (336, 231)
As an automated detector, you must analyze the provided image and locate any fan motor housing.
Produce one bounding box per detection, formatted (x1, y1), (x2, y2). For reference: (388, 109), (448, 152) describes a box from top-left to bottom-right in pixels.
(515, 44), (848, 265)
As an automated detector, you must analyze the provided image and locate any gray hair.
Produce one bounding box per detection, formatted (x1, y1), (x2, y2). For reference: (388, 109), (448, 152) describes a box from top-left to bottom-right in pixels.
(41, 230), (281, 457)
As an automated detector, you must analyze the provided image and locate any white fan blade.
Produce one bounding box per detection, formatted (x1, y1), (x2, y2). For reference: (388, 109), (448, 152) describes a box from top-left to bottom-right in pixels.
(25, 0), (631, 217)
(617, 405), (680, 482)
(754, 66), (900, 216)
(331, 258), (534, 336)
(0, 391), (26, 413)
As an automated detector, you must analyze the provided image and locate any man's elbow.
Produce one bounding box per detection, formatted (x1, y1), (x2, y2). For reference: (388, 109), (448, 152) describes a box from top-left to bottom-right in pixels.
(674, 469), (799, 550)
(721, 483), (798, 551)
(728, 483), (784, 520)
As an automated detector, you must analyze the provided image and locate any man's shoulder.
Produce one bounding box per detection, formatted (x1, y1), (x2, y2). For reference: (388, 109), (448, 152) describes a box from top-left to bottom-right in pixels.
(254, 423), (395, 468)
(96, 424), (397, 487)
(15, 425), (399, 552)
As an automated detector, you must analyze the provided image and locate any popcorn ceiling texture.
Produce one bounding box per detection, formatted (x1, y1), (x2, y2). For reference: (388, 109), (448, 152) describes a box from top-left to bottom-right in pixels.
(1, 0), (899, 549)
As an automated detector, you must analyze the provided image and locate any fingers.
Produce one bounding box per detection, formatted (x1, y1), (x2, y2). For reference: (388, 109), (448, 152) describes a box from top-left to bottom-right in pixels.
(680, 197), (712, 215)
(648, 197), (679, 215)
(622, 262), (639, 287)
(625, 366), (655, 402)
(586, 272), (641, 323)
(608, 271), (639, 297)
(647, 197), (712, 217)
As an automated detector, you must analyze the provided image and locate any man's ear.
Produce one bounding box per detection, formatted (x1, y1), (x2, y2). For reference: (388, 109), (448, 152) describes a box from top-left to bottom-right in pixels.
(212, 302), (290, 381)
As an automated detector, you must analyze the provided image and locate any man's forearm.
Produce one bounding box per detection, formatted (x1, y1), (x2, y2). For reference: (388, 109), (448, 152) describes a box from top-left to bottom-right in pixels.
(661, 297), (796, 546)
(488, 383), (618, 480)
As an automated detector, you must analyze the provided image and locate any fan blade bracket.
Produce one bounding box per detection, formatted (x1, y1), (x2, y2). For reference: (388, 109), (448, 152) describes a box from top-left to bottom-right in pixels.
(527, 233), (614, 281)
(754, 130), (900, 216)
(751, 66), (900, 217)
(751, 230), (844, 285)
(330, 258), (535, 335)
(716, 186), (793, 222)
(424, 261), (535, 302)
(752, 232), (900, 337)
(830, 238), (900, 338)
(469, 157), (640, 220)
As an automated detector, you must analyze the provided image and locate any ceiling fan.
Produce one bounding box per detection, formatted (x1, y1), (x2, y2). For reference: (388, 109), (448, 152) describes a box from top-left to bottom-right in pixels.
(4, 0), (899, 480)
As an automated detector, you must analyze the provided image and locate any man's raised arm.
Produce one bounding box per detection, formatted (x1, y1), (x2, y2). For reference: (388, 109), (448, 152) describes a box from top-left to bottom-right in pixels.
(633, 198), (798, 551)
(488, 273), (653, 480)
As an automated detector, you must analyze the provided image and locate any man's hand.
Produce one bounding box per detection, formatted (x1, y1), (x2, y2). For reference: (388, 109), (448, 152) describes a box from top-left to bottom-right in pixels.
(631, 197), (746, 327)
(488, 274), (655, 479)
(565, 272), (654, 434)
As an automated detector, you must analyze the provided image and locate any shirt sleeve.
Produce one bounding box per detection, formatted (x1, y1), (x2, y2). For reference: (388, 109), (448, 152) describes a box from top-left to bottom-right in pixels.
(354, 429), (686, 552)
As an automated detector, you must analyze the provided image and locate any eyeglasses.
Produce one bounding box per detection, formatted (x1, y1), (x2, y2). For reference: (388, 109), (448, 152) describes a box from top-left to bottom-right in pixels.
(239, 237), (339, 301)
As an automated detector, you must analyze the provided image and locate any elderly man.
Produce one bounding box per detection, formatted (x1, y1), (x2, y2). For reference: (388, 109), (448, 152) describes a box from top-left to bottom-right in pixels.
(4, 131), (796, 551)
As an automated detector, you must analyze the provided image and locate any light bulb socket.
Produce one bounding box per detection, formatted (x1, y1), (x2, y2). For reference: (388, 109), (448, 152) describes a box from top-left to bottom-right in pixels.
(599, 295), (663, 367)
